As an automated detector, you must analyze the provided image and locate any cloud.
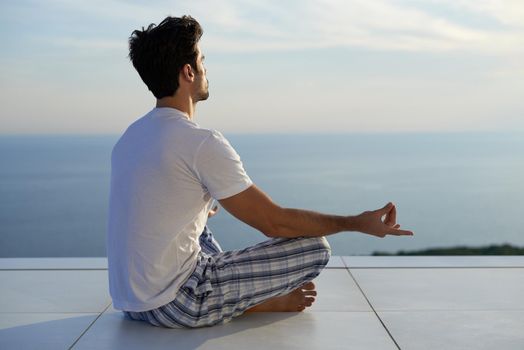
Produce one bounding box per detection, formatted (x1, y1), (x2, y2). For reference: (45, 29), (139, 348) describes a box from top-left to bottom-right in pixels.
(12, 0), (523, 55)
(195, 0), (524, 54)
(1, 0), (522, 134)
(437, 0), (524, 28)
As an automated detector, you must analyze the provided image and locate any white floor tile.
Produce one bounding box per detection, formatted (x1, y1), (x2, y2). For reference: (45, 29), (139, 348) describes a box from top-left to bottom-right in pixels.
(0, 313), (98, 350)
(343, 256), (524, 268)
(379, 310), (524, 350)
(0, 270), (111, 313)
(74, 307), (396, 350)
(351, 268), (524, 311)
(3, 258), (522, 349)
(326, 256), (345, 268)
(309, 270), (371, 312)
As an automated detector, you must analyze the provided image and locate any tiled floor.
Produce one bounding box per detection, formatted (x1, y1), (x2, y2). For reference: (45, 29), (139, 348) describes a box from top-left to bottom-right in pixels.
(1, 256), (523, 350)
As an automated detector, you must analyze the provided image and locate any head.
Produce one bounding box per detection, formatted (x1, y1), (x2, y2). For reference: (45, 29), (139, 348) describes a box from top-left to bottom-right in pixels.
(128, 16), (208, 102)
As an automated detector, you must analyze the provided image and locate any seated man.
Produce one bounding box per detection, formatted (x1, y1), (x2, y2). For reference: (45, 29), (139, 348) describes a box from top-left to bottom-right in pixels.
(106, 15), (414, 329)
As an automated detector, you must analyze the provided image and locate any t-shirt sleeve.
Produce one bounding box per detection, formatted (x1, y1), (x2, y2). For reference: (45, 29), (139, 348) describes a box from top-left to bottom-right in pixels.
(193, 130), (253, 200)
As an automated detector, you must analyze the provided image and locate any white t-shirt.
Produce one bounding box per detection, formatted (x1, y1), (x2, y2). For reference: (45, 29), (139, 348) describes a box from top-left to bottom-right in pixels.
(107, 107), (253, 312)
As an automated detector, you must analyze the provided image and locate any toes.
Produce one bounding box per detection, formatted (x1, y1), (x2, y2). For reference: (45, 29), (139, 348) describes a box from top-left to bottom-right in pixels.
(305, 296), (315, 305)
(304, 290), (317, 296)
(301, 282), (316, 290)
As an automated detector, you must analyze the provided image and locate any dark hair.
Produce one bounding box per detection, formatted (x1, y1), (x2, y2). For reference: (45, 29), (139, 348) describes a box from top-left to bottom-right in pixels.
(128, 16), (203, 99)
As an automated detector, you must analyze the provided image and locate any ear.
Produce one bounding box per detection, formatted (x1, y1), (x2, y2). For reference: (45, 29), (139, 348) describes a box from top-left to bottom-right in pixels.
(180, 63), (196, 83)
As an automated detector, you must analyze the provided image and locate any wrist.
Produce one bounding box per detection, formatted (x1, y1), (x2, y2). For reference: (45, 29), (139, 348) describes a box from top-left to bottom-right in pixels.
(342, 215), (360, 232)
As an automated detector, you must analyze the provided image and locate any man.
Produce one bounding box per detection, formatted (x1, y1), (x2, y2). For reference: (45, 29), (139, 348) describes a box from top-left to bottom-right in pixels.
(107, 15), (414, 329)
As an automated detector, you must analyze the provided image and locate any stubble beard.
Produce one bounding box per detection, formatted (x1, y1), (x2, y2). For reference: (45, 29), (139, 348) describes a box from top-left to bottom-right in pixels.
(197, 85), (209, 101)
(195, 72), (209, 102)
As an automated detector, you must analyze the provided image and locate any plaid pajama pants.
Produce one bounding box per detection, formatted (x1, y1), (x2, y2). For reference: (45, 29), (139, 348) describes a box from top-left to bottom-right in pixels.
(123, 225), (331, 328)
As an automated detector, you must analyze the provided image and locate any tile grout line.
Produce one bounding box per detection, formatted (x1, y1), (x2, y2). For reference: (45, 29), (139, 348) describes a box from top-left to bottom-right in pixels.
(5, 266), (524, 270)
(68, 302), (112, 350)
(342, 261), (402, 350)
(341, 266), (524, 269)
(0, 309), (511, 316)
(7, 267), (524, 270)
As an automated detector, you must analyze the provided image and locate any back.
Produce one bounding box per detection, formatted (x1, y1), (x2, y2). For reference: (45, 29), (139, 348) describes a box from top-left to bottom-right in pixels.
(107, 107), (253, 312)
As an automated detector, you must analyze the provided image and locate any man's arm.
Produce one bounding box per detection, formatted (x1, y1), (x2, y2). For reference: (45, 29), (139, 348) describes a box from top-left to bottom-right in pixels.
(218, 184), (414, 238)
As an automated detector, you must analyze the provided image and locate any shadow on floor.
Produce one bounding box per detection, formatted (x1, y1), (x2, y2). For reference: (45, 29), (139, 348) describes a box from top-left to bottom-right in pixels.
(0, 311), (303, 349)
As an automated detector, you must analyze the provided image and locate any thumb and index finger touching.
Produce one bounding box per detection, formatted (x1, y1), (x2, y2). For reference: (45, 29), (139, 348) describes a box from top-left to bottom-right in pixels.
(377, 202), (414, 236)
(378, 202), (394, 213)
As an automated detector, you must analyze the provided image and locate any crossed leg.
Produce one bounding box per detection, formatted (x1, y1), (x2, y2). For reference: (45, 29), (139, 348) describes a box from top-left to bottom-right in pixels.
(190, 226), (330, 322)
(199, 225), (319, 312)
(125, 225), (331, 328)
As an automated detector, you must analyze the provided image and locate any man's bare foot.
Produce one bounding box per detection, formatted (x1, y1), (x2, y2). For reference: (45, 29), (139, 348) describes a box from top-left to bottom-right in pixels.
(245, 282), (317, 312)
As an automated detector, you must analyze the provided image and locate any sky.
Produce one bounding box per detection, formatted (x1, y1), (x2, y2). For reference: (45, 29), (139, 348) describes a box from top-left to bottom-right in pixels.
(0, 0), (523, 134)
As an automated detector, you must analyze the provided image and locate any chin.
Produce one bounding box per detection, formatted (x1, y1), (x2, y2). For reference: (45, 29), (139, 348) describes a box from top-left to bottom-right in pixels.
(198, 91), (210, 101)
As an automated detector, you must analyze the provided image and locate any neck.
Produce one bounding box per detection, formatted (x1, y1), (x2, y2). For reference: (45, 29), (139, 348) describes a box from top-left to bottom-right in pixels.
(156, 95), (196, 120)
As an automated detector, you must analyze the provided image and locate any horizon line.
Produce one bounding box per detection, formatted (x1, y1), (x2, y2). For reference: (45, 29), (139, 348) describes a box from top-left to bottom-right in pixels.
(0, 130), (523, 137)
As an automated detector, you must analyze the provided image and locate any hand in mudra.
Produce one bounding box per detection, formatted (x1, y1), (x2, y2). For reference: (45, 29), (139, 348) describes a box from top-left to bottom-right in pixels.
(356, 202), (414, 237)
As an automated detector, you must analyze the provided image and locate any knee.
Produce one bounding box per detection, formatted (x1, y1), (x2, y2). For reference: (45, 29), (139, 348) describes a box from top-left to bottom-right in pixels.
(306, 236), (331, 271)
(317, 236), (331, 266)
(318, 236), (331, 251)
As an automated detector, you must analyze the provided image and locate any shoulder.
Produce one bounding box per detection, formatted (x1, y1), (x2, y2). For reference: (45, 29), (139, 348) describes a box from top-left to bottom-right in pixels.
(155, 118), (216, 146)
(201, 129), (238, 151)
(195, 129), (241, 160)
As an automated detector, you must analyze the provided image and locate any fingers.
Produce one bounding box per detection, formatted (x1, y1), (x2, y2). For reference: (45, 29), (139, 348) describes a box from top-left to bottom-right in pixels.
(384, 205), (397, 226)
(374, 202), (413, 236)
(379, 202), (394, 214)
(378, 202), (394, 220)
(390, 205), (397, 224)
(388, 228), (414, 236)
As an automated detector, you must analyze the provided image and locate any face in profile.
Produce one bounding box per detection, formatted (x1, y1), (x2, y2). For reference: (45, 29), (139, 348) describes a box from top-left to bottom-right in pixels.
(194, 45), (209, 102)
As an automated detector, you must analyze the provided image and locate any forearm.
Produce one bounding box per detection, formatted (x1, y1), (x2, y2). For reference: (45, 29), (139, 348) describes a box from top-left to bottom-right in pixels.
(272, 207), (360, 238)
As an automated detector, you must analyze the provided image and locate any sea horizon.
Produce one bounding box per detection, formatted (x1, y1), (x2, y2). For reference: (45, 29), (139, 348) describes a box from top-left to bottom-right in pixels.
(1, 131), (523, 257)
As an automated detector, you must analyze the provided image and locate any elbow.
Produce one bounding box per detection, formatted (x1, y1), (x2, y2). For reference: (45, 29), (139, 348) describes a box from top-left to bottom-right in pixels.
(267, 226), (294, 238)
(264, 208), (290, 238)
(262, 207), (286, 238)
(263, 223), (281, 238)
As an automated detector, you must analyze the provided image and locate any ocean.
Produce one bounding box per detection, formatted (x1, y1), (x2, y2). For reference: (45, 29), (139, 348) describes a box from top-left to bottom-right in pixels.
(0, 132), (523, 257)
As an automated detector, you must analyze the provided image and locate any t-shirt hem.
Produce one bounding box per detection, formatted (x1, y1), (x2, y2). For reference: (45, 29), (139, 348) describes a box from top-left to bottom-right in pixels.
(111, 256), (200, 313)
(112, 296), (179, 312)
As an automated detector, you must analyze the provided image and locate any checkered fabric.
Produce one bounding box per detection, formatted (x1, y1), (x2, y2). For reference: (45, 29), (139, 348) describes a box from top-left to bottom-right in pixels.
(123, 225), (331, 328)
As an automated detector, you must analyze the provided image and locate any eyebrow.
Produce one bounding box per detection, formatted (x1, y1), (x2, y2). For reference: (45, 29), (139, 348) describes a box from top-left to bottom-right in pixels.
(201, 55), (205, 61)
